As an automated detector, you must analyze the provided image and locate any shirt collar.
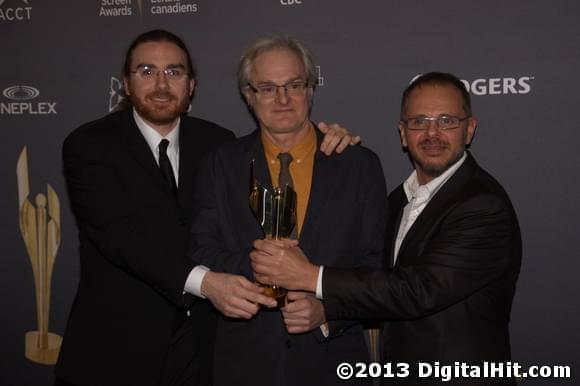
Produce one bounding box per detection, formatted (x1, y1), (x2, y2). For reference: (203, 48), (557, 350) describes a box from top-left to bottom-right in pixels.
(261, 123), (317, 165)
(403, 152), (467, 202)
(132, 108), (180, 155)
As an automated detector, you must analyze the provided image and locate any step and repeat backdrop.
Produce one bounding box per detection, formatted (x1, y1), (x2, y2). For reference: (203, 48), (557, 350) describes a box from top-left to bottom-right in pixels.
(1, 1), (578, 385)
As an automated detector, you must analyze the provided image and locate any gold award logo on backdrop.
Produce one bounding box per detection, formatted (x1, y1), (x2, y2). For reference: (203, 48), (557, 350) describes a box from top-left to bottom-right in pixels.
(16, 146), (62, 365)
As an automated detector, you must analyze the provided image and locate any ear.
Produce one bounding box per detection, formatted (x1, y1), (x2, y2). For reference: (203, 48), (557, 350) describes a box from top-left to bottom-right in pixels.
(123, 76), (131, 96)
(465, 117), (477, 145)
(243, 89), (255, 109)
(398, 122), (408, 148)
(189, 78), (195, 96)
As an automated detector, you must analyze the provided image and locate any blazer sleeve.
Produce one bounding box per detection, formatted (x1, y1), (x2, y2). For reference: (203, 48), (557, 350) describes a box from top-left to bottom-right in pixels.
(63, 129), (194, 308)
(322, 191), (521, 321)
(322, 150), (388, 338)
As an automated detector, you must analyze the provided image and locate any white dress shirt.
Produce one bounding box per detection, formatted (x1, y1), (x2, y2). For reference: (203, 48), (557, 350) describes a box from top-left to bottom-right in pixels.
(393, 152), (467, 263)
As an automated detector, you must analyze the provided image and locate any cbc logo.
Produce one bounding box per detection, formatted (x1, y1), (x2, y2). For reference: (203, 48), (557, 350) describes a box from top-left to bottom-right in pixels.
(280, 0), (302, 5)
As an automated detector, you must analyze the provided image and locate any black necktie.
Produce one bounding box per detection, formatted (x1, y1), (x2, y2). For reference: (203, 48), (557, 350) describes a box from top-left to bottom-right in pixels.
(158, 139), (178, 197)
(277, 152), (294, 189)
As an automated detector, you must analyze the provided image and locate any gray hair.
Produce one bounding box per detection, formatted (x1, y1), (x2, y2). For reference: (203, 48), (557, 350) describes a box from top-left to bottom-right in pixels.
(237, 35), (316, 90)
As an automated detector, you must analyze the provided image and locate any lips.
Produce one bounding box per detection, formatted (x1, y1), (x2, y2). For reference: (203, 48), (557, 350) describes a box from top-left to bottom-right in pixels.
(149, 93), (174, 104)
(420, 139), (448, 155)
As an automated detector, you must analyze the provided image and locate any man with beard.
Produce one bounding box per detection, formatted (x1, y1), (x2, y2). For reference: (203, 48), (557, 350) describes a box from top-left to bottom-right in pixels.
(251, 72), (522, 385)
(55, 29), (357, 386)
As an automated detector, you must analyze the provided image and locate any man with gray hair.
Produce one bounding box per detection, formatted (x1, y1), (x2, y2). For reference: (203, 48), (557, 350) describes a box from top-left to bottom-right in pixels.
(190, 35), (387, 385)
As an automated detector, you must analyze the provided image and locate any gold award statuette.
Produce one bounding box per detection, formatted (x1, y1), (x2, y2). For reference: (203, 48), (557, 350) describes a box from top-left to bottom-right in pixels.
(17, 147), (62, 365)
(249, 160), (297, 308)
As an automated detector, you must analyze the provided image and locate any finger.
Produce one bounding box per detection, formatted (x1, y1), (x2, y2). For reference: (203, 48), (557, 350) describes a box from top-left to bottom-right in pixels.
(253, 239), (284, 254)
(350, 135), (361, 145)
(317, 121), (329, 133)
(253, 273), (268, 285)
(280, 239), (299, 248)
(249, 250), (273, 266)
(335, 136), (351, 154)
(324, 135), (343, 155)
(287, 291), (308, 301)
(286, 324), (310, 334)
(224, 297), (259, 319)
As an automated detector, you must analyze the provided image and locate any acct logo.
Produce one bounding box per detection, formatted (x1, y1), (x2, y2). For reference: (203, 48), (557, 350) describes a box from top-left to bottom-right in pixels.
(1, 85), (57, 115)
(99, 0), (198, 17)
(0, 0), (32, 21)
(410, 75), (534, 96)
(109, 77), (125, 112)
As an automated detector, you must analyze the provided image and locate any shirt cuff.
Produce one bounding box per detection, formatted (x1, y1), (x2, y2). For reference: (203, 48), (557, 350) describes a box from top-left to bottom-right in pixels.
(184, 265), (210, 298)
(315, 265), (324, 300)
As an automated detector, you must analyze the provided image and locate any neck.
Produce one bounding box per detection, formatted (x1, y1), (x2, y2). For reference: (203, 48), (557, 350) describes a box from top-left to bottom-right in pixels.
(149, 120), (177, 137)
(261, 120), (312, 152)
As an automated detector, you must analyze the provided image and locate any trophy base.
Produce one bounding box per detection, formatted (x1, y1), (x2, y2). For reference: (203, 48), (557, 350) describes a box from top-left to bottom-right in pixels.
(25, 331), (62, 365)
(261, 285), (288, 308)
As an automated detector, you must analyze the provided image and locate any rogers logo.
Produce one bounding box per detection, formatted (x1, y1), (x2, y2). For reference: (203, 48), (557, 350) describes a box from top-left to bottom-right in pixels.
(461, 77), (533, 95)
(410, 75), (534, 96)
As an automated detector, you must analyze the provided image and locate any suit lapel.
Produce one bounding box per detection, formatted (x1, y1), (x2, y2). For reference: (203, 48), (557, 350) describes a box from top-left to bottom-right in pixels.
(396, 154), (478, 264)
(387, 187), (407, 268)
(177, 118), (194, 209)
(299, 131), (340, 249)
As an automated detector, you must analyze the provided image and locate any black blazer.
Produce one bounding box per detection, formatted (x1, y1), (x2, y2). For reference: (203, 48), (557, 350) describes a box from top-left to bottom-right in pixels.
(189, 129), (388, 386)
(322, 154), (522, 385)
(56, 110), (234, 386)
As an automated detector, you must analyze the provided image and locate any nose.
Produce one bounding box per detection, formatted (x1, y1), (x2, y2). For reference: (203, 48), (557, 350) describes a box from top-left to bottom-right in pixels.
(274, 86), (289, 104)
(154, 71), (169, 89)
(425, 119), (440, 136)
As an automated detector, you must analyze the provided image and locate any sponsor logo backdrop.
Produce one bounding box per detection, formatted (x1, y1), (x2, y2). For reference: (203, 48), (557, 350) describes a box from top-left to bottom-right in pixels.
(1, 1), (578, 384)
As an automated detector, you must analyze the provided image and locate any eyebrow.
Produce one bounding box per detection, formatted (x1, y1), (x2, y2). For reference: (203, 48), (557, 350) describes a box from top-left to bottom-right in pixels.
(255, 77), (305, 86)
(135, 63), (186, 69)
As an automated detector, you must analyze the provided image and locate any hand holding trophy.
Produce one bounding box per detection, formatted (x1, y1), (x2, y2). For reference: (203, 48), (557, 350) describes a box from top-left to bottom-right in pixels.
(249, 160), (296, 308)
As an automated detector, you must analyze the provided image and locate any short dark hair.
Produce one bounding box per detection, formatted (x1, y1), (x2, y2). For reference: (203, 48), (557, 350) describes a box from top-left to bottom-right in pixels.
(400, 72), (471, 118)
(122, 29), (196, 80)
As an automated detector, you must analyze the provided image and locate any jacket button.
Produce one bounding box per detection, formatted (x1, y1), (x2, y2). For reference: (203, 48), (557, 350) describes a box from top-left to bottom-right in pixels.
(285, 339), (292, 349)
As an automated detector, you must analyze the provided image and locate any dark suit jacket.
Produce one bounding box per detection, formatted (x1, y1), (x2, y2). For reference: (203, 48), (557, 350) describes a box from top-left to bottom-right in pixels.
(56, 109), (234, 386)
(323, 154), (522, 385)
(189, 129), (388, 386)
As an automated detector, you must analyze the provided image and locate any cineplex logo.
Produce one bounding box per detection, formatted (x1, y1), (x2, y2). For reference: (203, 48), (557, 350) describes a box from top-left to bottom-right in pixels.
(0, 0), (32, 21)
(99, 0), (198, 17)
(410, 75), (534, 96)
(1, 86), (57, 115)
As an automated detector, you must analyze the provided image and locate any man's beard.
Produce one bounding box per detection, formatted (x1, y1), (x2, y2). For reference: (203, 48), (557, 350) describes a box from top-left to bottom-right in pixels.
(130, 91), (189, 126)
(412, 137), (464, 179)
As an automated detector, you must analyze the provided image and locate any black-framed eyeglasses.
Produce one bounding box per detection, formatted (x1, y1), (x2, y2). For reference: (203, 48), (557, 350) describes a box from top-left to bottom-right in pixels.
(401, 115), (470, 131)
(246, 80), (310, 99)
(130, 65), (188, 81)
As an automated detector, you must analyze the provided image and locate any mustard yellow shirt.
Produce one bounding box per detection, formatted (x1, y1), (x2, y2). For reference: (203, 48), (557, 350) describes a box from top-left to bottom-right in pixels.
(261, 126), (316, 235)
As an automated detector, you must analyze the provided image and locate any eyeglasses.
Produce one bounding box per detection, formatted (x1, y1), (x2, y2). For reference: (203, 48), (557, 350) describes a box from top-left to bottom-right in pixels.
(246, 80), (310, 99)
(130, 65), (188, 81)
(401, 115), (470, 131)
